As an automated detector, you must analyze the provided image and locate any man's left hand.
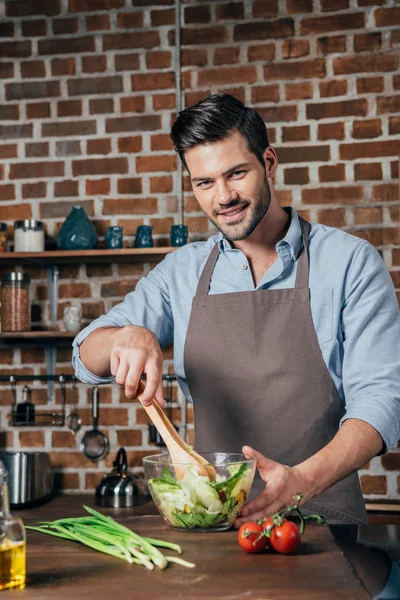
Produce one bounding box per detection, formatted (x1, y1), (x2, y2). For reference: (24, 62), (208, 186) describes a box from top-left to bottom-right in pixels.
(233, 445), (315, 529)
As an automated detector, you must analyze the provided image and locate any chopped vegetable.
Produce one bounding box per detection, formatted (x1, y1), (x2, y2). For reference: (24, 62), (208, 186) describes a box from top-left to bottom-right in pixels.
(26, 505), (195, 570)
(148, 462), (252, 529)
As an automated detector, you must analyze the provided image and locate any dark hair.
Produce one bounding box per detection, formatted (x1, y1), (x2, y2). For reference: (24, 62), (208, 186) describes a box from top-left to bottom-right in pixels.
(170, 93), (269, 169)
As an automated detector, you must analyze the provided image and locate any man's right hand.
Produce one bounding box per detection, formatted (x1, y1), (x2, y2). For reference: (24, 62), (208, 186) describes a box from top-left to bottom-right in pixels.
(110, 325), (164, 406)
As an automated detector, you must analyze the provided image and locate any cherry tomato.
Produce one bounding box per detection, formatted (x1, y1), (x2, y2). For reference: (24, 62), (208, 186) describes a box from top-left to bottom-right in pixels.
(238, 522), (269, 553)
(268, 519), (301, 554)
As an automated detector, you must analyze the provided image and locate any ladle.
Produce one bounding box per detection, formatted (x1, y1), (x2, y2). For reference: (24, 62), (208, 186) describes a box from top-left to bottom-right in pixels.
(136, 380), (216, 480)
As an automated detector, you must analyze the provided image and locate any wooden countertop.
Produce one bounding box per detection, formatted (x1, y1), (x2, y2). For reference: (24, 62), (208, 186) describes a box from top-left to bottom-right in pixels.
(4, 494), (386, 599)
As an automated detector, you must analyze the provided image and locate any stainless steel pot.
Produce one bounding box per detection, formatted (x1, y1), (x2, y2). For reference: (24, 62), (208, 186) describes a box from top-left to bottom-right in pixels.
(0, 451), (53, 508)
(95, 448), (145, 508)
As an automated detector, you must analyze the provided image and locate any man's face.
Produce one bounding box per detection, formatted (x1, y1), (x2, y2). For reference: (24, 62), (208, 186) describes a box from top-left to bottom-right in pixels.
(185, 131), (271, 242)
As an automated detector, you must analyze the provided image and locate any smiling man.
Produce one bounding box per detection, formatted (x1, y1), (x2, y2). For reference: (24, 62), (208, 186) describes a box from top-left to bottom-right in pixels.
(73, 94), (400, 527)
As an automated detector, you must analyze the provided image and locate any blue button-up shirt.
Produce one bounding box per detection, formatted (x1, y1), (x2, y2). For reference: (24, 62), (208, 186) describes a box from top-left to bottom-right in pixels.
(73, 208), (400, 450)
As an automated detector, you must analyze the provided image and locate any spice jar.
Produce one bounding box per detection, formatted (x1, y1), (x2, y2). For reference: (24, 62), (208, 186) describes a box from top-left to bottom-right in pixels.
(14, 220), (45, 253)
(0, 223), (7, 252)
(1, 273), (31, 332)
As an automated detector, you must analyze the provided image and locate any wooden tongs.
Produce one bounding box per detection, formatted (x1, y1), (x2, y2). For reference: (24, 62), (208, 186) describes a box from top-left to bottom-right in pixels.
(137, 380), (216, 481)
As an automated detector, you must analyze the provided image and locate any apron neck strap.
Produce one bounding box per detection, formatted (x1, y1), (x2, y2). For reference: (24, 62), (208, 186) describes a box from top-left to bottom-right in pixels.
(195, 216), (312, 297)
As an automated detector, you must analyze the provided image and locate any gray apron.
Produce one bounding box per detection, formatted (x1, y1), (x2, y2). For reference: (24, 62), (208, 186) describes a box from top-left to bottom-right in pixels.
(183, 217), (368, 525)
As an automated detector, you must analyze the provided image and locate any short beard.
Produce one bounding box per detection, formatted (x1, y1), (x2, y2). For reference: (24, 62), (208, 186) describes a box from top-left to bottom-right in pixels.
(210, 176), (271, 242)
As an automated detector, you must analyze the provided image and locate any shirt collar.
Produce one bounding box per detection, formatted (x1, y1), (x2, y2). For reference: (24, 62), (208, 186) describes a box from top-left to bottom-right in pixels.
(217, 206), (304, 262)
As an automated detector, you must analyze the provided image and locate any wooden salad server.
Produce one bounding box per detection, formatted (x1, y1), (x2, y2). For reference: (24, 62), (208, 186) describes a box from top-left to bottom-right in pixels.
(136, 380), (216, 481)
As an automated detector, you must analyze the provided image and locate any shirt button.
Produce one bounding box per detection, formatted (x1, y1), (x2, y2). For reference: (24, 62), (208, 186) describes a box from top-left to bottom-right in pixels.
(241, 264), (248, 270)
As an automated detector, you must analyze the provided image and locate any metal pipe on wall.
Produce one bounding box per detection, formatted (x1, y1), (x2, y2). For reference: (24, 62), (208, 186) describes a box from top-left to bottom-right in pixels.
(174, 0), (184, 225)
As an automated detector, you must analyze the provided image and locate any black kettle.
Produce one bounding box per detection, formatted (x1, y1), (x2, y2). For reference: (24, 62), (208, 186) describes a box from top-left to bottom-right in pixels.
(95, 448), (144, 508)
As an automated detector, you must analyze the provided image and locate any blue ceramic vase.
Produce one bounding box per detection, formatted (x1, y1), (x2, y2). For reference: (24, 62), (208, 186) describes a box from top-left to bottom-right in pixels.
(57, 206), (98, 250)
(134, 225), (154, 248)
(105, 226), (123, 249)
(170, 224), (188, 247)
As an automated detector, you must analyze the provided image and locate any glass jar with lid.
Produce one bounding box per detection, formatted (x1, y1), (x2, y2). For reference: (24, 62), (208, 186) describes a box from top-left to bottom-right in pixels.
(14, 220), (44, 253)
(1, 273), (31, 332)
(0, 223), (7, 252)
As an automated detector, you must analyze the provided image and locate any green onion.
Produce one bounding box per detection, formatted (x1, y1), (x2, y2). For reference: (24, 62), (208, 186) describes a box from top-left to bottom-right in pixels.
(26, 505), (195, 571)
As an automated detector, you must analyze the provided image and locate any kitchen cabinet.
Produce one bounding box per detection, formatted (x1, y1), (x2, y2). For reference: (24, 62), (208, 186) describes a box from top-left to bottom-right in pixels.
(11, 494), (394, 600)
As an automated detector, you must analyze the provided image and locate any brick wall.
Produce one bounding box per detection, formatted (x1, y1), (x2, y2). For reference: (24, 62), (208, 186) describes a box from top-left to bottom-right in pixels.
(0, 0), (399, 500)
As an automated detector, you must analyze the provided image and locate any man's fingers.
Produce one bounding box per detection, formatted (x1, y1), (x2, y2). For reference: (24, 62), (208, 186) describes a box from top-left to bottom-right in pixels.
(140, 371), (162, 407)
(110, 352), (120, 377)
(153, 380), (165, 409)
(114, 360), (129, 388)
(243, 446), (279, 473)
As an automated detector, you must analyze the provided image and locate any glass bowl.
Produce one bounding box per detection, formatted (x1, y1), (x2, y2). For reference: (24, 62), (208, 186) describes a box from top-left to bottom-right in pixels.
(142, 452), (256, 532)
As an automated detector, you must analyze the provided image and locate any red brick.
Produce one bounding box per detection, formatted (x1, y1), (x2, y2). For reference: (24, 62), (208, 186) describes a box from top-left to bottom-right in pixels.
(285, 82), (313, 100)
(151, 134), (172, 152)
(318, 122), (345, 141)
(389, 117), (400, 136)
(256, 105), (298, 123)
(6, 0), (60, 16)
(321, 0), (349, 9)
(317, 35), (347, 54)
(393, 75), (400, 91)
(153, 93), (175, 111)
(86, 179), (110, 196)
(22, 181), (47, 198)
(0, 105), (19, 120)
(252, 85), (280, 104)
(216, 2), (244, 20)
(302, 186), (363, 204)
(68, 76), (122, 96)
(10, 161), (63, 179)
(117, 178), (142, 194)
(284, 167), (309, 185)
(317, 208), (346, 228)
(118, 136), (142, 154)
(72, 157), (128, 177)
(372, 184), (399, 203)
(356, 77), (384, 94)
(103, 31), (160, 51)
(116, 429), (143, 447)
(307, 99), (367, 120)
(6, 80), (60, 101)
(253, 0), (278, 17)
(375, 7), (400, 27)
(120, 96), (146, 113)
(106, 115), (161, 134)
(282, 39), (309, 59)
(149, 216), (174, 234)
(42, 121), (96, 138)
(57, 100), (82, 117)
(151, 8), (174, 27)
(185, 4), (211, 23)
(360, 475), (387, 495)
(264, 58), (325, 80)
(393, 249), (400, 267)
(81, 301), (106, 319)
(51, 58), (75, 76)
(377, 95), (400, 115)
(53, 17), (78, 35)
(150, 176), (172, 193)
(100, 280), (139, 298)
(69, 0), (124, 11)
(277, 146), (330, 163)
(103, 198), (158, 215)
(391, 30), (400, 48)
(136, 155), (176, 173)
(352, 119), (382, 139)
(116, 219), (144, 235)
(301, 12), (365, 35)
(146, 50), (171, 70)
(117, 11), (144, 29)
(0, 204), (31, 220)
(0, 184), (15, 201)
(0, 123), (32, 139)
(90, 98), (113, 114)
(55, 140), (81, 156)
(340, 140), (400, 160)
(82, 55), (107, 73)
(213, 46), (240, 65)
(0, 40), (31, 57)
(38, 36), (94, 55)
(354, 32), (381, 53)
(319, 164), (346, 182)
(21, 60), (45, 78)
(234, 19), (294, 42)
(390, 160), (399, 179)
(247, 43), (276, 62)
(281, 125), (310, 142)
(179, 26), (227, 46)
(333, 53), (398, 76)
(51, 431), (76, 448)
(21, 19), (47, 37)
(354, 163), (383, 181)
(19, 431), (45, 447)
(353, 207), (383, 225)
(0, 63), (14, 78)
(25, 142), (49, 158)
(319, 80), (347, 97)
(114, 53), (140, 72)
(58, 282), (91, 299)
(0, 144), (17, 159)
(181, 48), (208, 67)
(86, 14), (110, 31)
(54, 180), (79, 197)
(87, 138), (111, 155)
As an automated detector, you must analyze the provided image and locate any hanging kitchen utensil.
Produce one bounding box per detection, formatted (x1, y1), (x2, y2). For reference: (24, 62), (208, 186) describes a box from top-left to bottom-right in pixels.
(15, 385), (35, 424)
(80, 386), (109, 461)
(136, 380), (216, 480)
(67, 380), (81, 434)
(95, 447), (141, 508)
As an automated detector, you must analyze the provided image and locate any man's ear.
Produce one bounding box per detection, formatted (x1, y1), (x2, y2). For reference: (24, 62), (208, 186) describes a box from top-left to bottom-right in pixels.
(263, 146), (278, 179)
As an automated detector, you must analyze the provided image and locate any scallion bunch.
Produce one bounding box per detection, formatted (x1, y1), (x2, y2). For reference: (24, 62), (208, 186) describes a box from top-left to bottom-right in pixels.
(26, 505), (195, 570)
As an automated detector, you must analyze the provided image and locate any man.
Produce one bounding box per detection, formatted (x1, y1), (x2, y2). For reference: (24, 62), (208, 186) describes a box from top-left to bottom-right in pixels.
(73, 94), (400, 526)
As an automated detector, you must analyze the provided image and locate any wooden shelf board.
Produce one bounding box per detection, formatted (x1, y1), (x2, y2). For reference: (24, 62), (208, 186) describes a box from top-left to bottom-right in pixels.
(0, 247), (175, 265)
(0, 331), (76, 339)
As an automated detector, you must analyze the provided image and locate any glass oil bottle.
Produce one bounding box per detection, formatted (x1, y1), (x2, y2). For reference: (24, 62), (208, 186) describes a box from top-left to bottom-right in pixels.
(0, 461), (25, 591)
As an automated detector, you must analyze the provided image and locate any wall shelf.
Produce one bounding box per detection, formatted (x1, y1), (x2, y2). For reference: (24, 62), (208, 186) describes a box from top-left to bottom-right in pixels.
(0, 331), (76, 340)
(0, 247), (175, 265)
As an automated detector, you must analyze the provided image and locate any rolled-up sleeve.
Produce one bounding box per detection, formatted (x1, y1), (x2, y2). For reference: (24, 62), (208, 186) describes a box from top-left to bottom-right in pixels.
(340, 241), (400, 450)
(72, 261), (174, 384)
